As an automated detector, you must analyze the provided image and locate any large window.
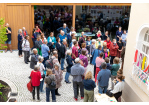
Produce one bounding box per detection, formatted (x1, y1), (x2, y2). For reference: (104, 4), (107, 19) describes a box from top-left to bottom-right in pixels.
(130, 25), (149, 96)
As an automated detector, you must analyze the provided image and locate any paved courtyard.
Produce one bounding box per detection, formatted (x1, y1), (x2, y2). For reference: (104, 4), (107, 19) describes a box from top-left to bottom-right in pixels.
(0, 51), (112, 102)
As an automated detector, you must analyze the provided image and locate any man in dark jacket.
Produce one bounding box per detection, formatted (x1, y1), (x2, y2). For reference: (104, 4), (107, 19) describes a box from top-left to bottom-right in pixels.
(60, 39), (67, 70)
(57, 23), (70, 36)
(65, 50), (73, 84)
(30, 48), (39, 69)
(78, 32), (86, 48)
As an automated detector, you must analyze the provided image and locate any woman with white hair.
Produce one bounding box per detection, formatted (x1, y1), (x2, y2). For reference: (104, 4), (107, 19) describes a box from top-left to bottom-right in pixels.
(18, 29), (24, 57)
(37, 56), (45, 93)
(22, 27), (28, 37)
(65, 50), (73, 84)
(30, 65), (42, 101)
(52, 63), (63, 96)
(96, 30), (102, 38)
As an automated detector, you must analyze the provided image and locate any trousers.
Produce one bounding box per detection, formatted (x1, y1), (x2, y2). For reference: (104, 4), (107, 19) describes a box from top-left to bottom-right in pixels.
(73, 81), (84, 98)
(24, 51), (30, 63)
(84, 89), (94, 102)
(32, 86), (40, 100)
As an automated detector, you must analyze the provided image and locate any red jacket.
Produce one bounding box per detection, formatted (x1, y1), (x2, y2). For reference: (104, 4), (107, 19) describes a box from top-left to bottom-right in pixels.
(110, 42), (119, 56)
(30, 70), (41, 86)
(104, 40), (111, 49)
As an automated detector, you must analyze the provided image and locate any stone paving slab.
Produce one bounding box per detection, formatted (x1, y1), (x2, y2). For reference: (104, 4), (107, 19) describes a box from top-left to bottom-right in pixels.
(0, 51), (112, 102)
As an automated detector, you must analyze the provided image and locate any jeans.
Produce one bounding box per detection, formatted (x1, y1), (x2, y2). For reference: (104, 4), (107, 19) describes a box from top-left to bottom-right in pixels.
(40, 78), (44, 92)
(98, 85), (108, 94)
(61, 58), (65, 70)
(43, 56), (49, 68)
(46, 87), (56, 102)
(73, 81), (84, 98)
(65, 72), (70, 82)
(31, 38), (36, 50)
(84, 89), (94, 102)
(32, 86), (40, 100)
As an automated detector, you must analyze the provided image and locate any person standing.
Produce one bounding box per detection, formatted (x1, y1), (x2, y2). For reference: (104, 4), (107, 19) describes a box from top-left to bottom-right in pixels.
(97, 62), (111, 94)
(57, 23), (70, 35)
(83, 71), (96, 102)
(110, 39), (119, 64)
(111, 57), (120, 81)
(65, 50), (73, 84)
(59, 31), (67, 44)
(116, 37), (123, 58)
(90, 39), (96, 63)
(22, 27), (28, 37)
(37, 56), (45, 93)
(91, 45), (102, 78)
(18, 29), (24, 57)
(60, 39), (67, 71)
(44, 69), (56, 102)
(30, 48), (39, 69)
(79, 50), (88, 76)
(30, 65), (42, 101)
(35, 35), (43, 56)
(121, 47), (126, 70)
(52, 63), (63, 96)
(5, 23), (12, 53)
(56, 37), (61, 63)
(72, 41), (79, 62)
(71, 58), (85, 101)
(47, 32), (56, 48)
(41, 40), (50, 68)
(78, 33), (86, 48)
(95, 53), (105, 82)
(22, 35), (30, 64)
(103, 31), (110, 40)
(116, 27), (123, 42)
(104, 37), (111, 50)
(121, 30), (127, 47)
(31, 28), (37, 50)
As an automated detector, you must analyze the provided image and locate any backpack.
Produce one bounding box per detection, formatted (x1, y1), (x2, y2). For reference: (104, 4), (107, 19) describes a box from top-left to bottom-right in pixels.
(48, 76), (56, 89)
(46, 57), (56, 69)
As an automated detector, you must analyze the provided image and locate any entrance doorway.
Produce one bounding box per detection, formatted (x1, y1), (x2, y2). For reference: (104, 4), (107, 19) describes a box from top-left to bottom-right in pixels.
(34, 5), (73, 38)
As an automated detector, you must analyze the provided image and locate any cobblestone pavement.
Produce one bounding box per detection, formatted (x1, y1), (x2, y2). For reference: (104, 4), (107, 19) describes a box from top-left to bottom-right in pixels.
(0, 51), (112, 102)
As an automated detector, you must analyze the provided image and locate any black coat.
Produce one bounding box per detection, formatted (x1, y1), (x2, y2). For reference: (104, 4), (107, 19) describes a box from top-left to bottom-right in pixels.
(60, 43), (66, 58)
(66, 55), (73, 73)
(56, 42), (61, 58)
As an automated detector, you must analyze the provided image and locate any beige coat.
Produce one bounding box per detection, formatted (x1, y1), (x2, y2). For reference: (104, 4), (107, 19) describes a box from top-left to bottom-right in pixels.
(52, 68), (63, 89)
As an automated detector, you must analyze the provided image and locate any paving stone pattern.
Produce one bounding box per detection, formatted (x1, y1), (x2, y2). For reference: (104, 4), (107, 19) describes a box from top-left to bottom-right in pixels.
(0, 51), (112, 102)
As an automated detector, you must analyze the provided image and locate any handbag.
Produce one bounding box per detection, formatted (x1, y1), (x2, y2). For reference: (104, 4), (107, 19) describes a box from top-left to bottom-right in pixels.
(27, 80), (33, 92)
(106, 90), (113, 97)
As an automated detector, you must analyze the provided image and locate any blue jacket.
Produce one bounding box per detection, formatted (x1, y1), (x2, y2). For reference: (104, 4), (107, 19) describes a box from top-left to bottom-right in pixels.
(97, 69), (111, 87)
(57, 27), (70, 35)
(59, 34), (67, 44)
(100, 63), (111, 70)
(83, 79), (96, 91)
(47, 36), (56, 48)
(18, 34), (23, 50)
(66, 55), (73, 73)
(116, 30), (123, 41)
(91, 49), (102, 65)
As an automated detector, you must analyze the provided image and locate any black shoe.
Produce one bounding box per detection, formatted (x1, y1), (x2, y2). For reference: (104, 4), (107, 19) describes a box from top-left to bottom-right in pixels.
(55, 93), (61, 96)
(65, 80), (71, 84)
(27, 61), (30, 62)
(25, 62), (28, 64)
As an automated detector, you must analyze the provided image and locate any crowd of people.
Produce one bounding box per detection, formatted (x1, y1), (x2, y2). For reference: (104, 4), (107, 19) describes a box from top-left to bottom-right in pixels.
(14, 20), (127, 102)
(4, 9), (128, 102)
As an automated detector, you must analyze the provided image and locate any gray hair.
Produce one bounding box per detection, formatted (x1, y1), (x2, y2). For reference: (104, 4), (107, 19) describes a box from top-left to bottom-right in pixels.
(63, 39), (66, 43)
(63, 23), (66, 26)
(37, 34), (41, 38)
(43, 39), (47, 44)
(54, 63), (60, 68)
(92, 39), (96, 43)
(18, 29), (22, 34)
(98, 45), (102, 49)
(34, 65), (39, 70)
(101, 62), (107, 69)
(53, 51), (57, 55)
(22, 27), (25, 30)
(38, 56), (44, 62)
(66, 50), (71, 54)
(33, 48), (37, 52)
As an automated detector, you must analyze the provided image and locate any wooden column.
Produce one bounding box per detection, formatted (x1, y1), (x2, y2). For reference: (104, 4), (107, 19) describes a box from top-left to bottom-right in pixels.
(72, 4), (76, 28)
